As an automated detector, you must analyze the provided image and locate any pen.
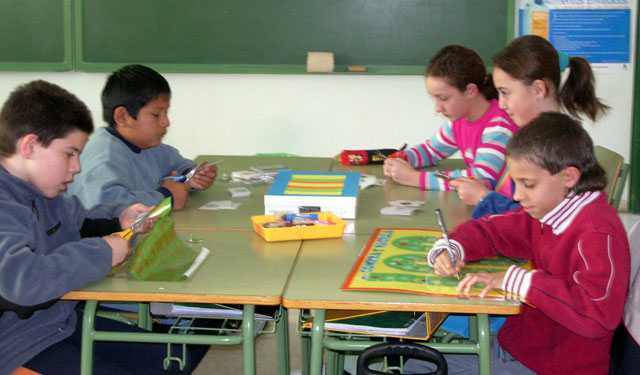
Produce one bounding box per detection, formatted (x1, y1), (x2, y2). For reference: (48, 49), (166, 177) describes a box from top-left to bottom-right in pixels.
(434, 208), (460, 280)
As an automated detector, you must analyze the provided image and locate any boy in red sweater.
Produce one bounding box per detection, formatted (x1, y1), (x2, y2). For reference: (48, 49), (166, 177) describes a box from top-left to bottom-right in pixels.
(430, 112), (630, 374)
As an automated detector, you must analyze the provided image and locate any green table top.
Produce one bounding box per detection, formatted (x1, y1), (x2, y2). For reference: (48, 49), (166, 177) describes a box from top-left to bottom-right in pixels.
(64, 230), (301, 305)
(174, 155), (473, 234)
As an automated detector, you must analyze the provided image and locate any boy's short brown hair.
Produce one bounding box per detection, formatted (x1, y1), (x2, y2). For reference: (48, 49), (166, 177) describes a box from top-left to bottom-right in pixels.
(506, 112), (606, 195)
(0, 80), (93, 157)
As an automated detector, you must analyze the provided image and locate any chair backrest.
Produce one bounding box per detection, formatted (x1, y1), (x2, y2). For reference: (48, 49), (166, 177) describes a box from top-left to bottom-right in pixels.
(624, 221), (640, 339)
(611, 163), (630, 210)
(594, 145), (624, 206)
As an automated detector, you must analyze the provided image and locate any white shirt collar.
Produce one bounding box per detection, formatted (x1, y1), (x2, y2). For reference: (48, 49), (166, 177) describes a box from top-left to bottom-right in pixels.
(540, 191), (602, 235)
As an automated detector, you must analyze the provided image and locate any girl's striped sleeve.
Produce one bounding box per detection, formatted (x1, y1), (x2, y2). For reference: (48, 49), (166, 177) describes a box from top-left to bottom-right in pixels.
(403, 121), (458, 168)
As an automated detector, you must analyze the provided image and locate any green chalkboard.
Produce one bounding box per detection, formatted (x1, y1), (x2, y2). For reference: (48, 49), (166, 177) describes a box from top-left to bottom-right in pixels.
(0, 0), (72, 71)
(76, 0), (515, 74)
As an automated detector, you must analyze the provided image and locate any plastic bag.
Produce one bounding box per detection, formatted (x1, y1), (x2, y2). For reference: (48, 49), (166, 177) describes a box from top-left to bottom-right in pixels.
(129, 217), (199, 281)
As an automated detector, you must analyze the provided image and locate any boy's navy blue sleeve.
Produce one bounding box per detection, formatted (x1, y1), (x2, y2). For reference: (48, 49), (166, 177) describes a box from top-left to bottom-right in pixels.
(471, 192), (521, 219)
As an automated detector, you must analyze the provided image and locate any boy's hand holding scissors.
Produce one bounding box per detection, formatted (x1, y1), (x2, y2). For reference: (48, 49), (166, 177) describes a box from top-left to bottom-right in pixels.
(162, 172), (190, 209)
(118, 203), (158, 234)
(187, 161), (218, 190)
(105, 203), (159, 266)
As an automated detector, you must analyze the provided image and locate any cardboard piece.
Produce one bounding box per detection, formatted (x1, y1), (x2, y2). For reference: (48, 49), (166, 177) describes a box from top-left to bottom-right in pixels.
(306, 51), (334, 72)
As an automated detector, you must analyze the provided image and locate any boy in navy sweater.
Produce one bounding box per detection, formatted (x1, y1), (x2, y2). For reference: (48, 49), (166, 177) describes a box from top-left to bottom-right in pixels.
(0, 81), (201, 375)
(68, 64), (217, 211)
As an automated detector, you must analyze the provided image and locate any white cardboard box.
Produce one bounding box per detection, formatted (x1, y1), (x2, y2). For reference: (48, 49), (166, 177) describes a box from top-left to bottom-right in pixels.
(264, 170), (360, 219)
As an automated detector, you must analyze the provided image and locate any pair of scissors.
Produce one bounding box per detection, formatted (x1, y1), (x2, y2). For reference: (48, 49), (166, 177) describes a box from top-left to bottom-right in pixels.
(164, 160), (223, 183)
(111, 197), (173, 241)
(181, 162), (209, 183)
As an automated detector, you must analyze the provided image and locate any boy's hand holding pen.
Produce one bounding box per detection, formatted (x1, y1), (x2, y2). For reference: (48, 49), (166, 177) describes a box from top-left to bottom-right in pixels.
(432, 208), (463, 280)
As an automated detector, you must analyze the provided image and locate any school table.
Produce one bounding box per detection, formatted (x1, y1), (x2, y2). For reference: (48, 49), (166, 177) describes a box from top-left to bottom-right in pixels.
(282, 234), (522, 375)
(63, 230), (301, 375)
(278, 158), (519, 375)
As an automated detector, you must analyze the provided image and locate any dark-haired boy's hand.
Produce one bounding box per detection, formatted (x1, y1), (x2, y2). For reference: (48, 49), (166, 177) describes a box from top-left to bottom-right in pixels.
(162, 171), (190, 210)
(188, 162), (217, 190)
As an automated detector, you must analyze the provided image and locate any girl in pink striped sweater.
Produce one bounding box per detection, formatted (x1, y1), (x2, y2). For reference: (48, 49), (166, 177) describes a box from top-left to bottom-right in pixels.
(383, 45), (517, 193)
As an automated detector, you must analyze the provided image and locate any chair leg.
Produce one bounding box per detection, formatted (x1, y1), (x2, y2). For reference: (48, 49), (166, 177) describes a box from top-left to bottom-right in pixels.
(276, 306), (290, 375)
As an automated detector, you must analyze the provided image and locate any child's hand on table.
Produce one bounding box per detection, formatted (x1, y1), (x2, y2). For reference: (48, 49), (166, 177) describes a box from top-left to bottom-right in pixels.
(457, 271), (507, 298)
(383, 158), (420, 187)
(102, 235), (132, 266)
(188, 162), (217, 190)
(450, 177), (491, 206)
(162, 171), (190, 210)
(433, 251), (465, 278)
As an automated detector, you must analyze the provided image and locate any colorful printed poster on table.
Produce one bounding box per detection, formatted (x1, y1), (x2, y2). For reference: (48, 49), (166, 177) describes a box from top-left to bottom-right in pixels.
(341, 228), (532, 299)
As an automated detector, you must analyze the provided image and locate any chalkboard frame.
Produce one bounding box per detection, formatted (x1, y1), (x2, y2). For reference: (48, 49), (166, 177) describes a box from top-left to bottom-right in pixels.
(0, 0), (72, 72)
(74, 0), (517, 75)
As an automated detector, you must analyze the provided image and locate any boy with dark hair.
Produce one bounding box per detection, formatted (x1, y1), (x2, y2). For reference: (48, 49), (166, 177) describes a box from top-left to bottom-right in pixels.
(68, 64), (217, 210)
(0, 80), (164, 374)
(427, 112), (630, 374)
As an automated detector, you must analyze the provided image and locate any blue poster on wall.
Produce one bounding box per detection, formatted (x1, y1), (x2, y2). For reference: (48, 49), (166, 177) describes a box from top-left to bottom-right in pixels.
(518, 0), (630, 65)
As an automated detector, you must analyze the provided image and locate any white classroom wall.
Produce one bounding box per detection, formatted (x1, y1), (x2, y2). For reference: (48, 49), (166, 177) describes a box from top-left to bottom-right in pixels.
(0, 5), (635, 163)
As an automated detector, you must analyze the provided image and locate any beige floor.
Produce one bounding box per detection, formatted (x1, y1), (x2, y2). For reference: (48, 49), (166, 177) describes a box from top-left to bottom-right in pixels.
(192, 309), (304, 375)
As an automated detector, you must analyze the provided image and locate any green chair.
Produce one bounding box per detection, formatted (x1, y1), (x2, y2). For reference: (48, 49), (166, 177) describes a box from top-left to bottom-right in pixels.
(612, 163), (630, 210)
(594, 146), (626, 209)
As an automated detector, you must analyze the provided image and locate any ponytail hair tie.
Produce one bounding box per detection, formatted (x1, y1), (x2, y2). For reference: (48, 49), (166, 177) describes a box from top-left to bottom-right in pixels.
(558, 51), (570, 72)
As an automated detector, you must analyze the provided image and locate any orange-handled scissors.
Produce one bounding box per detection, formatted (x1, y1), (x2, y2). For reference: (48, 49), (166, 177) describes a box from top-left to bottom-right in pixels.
(111, 197), (172, 241)
(111, 212), (151, 241)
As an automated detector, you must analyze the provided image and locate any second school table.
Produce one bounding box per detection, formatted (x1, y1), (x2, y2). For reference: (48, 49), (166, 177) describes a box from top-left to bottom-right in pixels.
(282, 238), (522, 375)
(63, 230), (300, 375)
(280, 160), (522, 375)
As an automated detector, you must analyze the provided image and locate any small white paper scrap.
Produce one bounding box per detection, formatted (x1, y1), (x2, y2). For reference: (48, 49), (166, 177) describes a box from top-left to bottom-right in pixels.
(199, 200), (241, 210)
(380, 206), (419, 216)
(359, 174), (385, 190)
(228, 187), (251, 198)
(182, 247), (210, 279)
